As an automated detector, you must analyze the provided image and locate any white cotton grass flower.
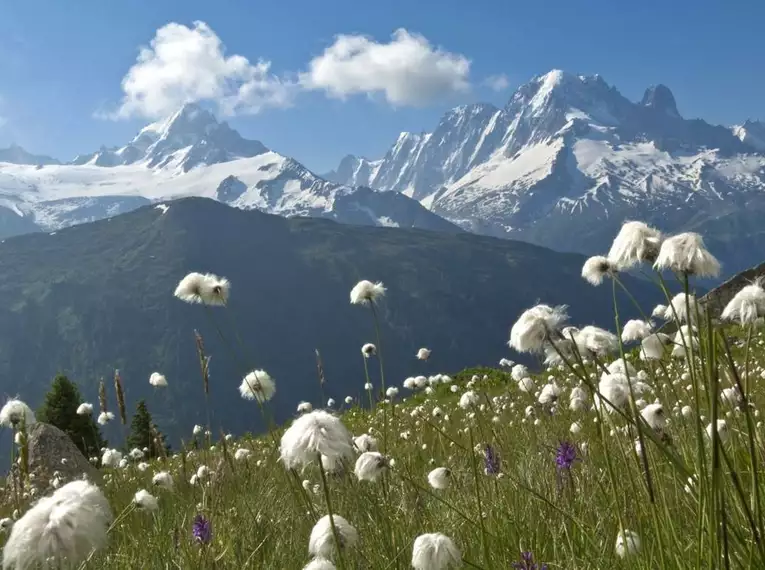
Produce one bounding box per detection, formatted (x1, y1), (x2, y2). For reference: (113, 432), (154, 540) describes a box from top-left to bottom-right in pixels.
(721, 386), (743, 407)
(239, 370), (276, 403)
(606, 358), (636, 377)
(354, 452), (388, 482)
(303, 559), (337, 570)
(234, 448), (252, 461)
(511, 364), (529, 382)
(133, 489), (158, 511)
(663, 292), (701, 323)
(607, 220), (663, 269)
(308, 514), (358, 559)
(596, 374), (629, 413)
(574, 326), (619, 357)
(654, 232), (720, 277)
(621, 319), (653, 343)
(152, 471), (174, 491)
(353, 434), (378, 453)
(97, 411), (114, 426)
(459, 391), (479, 409)
(518, 377), (536, 393)
(297, 401), (313, 414)
(403, 377), (417, 390)
(280, 410), (354, 470)
(416, 347), (431, 360)
(414, 376), (428, 389)
(672, 325), (698, 358)
(499, 358), (514, 368)
(538, 383), (561, 406)
(509, 304), (568, 353)
(349, 280), (386, 305)
(101, 449), (122, 468)
(615, 529), (641, 558)
(706, 420), (730, 444)
(149, 372), (168, 387)
(721, 281), (765, 325)
(385, 387), (399, 399)
(581, 255), (616, 286)
(412, 533), (461, 570)
(76, 403), (93, 416)
(640, 403), (666, 431)
(361, 343), (377, 357)
(427, 467), (451, 490)
(0, 398), (36, 428)
(640, 333), (670, 361)
(173, 272), (230, 306)
(652, 303), (668, 319)
(2, 480), (112, 570)
(193, 424), (204, 436)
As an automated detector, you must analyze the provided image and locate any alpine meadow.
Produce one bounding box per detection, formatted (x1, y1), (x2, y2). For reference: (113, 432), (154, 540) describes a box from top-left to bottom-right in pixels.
(2, 3), (765, 568)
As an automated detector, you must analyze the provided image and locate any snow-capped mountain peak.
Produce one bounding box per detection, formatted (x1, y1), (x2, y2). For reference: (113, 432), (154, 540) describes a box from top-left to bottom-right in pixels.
(640, 84), (681, 118)
(0, 105), (458, 239)
(328, 68), (765, 277)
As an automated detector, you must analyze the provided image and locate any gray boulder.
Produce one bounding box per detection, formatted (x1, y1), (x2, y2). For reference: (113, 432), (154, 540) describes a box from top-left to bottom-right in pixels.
(26, 422), (100, 485)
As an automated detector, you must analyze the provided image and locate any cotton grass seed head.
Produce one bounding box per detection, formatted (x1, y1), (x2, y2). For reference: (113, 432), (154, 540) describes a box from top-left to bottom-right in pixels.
(280, 410), (354, 470)
(581, 255), (616, 286)
(354, 452), (388, 482)
(361, 343), (377, 357)
(350, 280), (386, 305)
(615, 529), (641, 558)
(416, 347), (431, 360)
(411, 533), (461, 570)
(721, 281), (765, 325)
(239, 370), (276, 403)
(427, 467), (451, 490)
(76, 403), (93, 416)
(133, 489), (159, 511)
(149, 372), (168, 387)
(607, 220), (662, 269)
(621, 319), (653, 343)
(152, 471), (174, 491)
(97, 411), (114, 426)
(2, 480), (112, 570)
(654, 232), (720, 277)
(0, 398), (35, 429)
(509, 304), (568, 353)
(308, 514), (358, 559)
(174, 272), (230, 306)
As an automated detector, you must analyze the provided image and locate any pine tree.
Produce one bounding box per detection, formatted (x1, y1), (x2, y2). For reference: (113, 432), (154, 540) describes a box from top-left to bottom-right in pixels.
(127, 400), (167, 458)
(38, 374), (105, 458)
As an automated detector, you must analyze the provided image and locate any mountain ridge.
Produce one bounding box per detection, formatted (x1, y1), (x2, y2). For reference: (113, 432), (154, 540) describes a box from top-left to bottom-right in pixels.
(0, 103), (458, 239)
(329, 69), (765, 277)
(0, 197), (661, 446)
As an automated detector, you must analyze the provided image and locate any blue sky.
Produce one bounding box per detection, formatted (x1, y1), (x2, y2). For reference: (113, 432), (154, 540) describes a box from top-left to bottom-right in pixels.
(0, 0), (762, 173)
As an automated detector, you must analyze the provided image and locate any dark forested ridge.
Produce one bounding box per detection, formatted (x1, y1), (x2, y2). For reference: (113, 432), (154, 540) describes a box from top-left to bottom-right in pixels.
(0, 198), (660, 445)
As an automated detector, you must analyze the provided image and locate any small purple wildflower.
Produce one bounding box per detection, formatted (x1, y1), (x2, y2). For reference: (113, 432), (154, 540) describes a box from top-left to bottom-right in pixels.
(555, 441), (577, 470)
(512, 551), (548, 570)
(484, 444), (500, 475)
(192, 514), (212, 545)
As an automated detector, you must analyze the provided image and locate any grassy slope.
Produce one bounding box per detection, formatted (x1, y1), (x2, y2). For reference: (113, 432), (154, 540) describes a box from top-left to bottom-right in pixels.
(4, 318), (763, 570)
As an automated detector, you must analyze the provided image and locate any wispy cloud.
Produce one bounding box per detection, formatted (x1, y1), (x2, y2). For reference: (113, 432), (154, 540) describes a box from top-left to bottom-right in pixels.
(300, 29), (471, 106)
(104, 23), (474, 120)
(483, 74), (510, 92)
(103, 21), (296, 120)
(0, 116), (6, 129)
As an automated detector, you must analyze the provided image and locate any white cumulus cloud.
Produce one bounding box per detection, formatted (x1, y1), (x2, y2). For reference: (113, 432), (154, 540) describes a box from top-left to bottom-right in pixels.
(108, 21), (296, 120)
(300, 28), (471, 106)
(484, 74), (510, 92)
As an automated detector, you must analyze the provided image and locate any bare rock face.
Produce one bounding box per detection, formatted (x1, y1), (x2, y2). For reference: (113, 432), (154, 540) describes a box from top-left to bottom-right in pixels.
(26, 422), (100, 485)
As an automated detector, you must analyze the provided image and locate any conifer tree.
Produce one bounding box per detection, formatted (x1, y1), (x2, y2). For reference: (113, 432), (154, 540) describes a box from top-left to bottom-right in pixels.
(37, 374), (105, 457)
(127, 400), (153, 455)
